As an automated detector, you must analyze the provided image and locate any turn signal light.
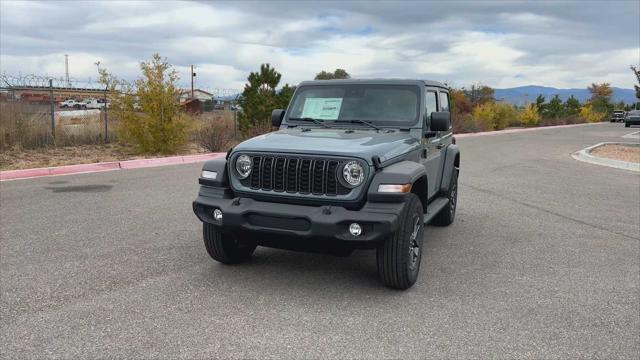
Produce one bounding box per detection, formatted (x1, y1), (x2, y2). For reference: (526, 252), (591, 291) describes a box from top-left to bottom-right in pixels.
(202, 170), (218, 180)
(378, 184), (412, 193)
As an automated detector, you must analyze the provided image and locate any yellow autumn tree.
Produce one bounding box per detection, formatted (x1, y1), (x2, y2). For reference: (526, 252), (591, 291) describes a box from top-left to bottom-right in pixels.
(580, 103), (607, 123)
(472, 102), (518, 131)
(118, 53), (190, 154)
(519, 103), (541, 127)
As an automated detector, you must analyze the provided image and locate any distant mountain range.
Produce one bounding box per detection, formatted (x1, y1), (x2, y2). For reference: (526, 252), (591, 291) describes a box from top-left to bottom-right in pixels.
(494, 85), (637, 106)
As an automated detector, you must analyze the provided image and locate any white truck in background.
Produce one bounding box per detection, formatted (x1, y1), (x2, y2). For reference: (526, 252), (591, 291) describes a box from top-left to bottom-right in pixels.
(81, 98), (110, 109)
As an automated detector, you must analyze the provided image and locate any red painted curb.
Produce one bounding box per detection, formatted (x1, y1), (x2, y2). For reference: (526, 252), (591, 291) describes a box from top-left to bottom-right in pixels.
(119, 155), (185, 169)
(0, 153), (224, 181)
(0, 123), (604, 181)
(50, 162), (121, 176)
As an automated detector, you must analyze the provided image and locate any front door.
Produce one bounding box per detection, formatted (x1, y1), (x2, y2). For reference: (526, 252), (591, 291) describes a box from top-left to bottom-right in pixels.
(422, 90), (441, 199)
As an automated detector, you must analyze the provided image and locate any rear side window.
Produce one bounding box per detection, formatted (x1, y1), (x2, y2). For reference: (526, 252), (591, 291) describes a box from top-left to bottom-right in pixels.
(439, 92), (450, 112)
(425, 91), (438, 117)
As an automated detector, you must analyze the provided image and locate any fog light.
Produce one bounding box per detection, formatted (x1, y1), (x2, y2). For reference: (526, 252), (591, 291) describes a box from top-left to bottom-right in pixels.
(349, 223), (362, 236)
(213, 209), (223, 221)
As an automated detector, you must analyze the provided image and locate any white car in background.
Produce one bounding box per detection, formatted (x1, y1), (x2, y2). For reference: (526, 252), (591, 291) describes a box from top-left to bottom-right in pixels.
(81, 98), (110, 109)
(59, 99), (81, 108)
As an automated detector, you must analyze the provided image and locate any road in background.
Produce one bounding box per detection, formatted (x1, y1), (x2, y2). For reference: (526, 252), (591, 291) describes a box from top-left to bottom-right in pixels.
(1, 123), (638, 358)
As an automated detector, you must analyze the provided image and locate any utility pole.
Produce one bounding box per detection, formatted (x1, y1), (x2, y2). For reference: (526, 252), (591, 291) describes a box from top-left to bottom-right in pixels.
(191, 65), (195, 99)
(65, 54), (70, 87)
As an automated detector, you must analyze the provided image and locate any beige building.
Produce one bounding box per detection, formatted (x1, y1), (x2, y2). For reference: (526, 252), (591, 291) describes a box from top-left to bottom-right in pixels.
(179, 89), (213, 102)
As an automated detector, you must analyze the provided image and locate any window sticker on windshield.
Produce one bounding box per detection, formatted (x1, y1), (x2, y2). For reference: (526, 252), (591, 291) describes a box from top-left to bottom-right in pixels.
(301, 98), (343, 120)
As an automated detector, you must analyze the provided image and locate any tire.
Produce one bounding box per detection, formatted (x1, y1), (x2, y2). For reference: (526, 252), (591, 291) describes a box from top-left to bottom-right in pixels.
(376, 193), (424, 290)
(203, 223), (256, 264)
(625, 123), (630, 127)
(432, 168), (459, 226)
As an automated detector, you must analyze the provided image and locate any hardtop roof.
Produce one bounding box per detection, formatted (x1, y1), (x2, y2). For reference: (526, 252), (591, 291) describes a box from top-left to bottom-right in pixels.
(297, 78), (448, 89)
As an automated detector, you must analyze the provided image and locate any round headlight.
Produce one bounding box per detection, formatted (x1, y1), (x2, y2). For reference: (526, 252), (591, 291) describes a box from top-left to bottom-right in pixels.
(342, 161), (365, 187)
(235, 155), (252, 179)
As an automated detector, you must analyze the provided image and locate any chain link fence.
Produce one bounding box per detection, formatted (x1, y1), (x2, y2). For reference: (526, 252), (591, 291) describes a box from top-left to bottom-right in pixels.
(1, 73), (243, 152)
(0, 88), (116, 150)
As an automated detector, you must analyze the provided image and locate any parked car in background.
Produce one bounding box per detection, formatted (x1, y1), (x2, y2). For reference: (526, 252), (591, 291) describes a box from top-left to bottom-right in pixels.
(59, 99), (81, 108)
(610, 110), (626, 122)
(625, 110), (640, 127)
(81, 98), (110, 110)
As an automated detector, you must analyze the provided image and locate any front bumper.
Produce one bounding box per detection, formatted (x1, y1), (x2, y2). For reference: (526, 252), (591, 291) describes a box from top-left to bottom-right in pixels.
(193, 186), (404, 244)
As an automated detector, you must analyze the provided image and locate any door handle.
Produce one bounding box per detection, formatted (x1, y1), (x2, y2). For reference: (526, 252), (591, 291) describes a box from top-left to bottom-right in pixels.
(436, 143), (444, 149)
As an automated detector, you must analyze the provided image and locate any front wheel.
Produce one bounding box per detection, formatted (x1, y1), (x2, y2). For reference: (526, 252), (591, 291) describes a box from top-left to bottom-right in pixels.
(625, 123), (631, 127)
(376, 193), (424, 290)
(203, 223), (256, 264)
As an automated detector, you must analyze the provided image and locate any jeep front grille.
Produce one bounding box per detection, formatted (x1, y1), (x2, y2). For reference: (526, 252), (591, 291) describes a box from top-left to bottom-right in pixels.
(245, 155), (351, 196)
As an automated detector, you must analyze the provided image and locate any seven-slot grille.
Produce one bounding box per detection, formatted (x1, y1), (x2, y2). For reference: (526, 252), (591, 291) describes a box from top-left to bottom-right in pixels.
(243, 155), (352, 196)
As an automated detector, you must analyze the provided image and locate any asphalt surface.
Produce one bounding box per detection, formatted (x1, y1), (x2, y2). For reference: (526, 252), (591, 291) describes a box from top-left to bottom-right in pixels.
(1, 123), (639, 359)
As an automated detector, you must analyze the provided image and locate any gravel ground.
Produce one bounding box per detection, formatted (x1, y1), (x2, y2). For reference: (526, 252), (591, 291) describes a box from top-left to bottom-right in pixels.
(0, 143), (209, 171)
(591, 143), (640, 163)
(1, 122), (638, 359)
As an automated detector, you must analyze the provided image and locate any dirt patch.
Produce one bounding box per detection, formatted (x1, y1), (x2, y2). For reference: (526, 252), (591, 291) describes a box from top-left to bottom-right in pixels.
(0, 143), (209, 171)
(590, 144), (640, 163)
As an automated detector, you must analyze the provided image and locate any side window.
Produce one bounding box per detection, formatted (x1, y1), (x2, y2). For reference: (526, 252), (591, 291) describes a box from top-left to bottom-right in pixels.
(439, 92), (450, 112)
(425, 91), (438, 120)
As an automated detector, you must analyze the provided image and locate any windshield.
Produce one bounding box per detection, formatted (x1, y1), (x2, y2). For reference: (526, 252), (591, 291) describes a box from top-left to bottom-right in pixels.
(286, 84), (420, 126)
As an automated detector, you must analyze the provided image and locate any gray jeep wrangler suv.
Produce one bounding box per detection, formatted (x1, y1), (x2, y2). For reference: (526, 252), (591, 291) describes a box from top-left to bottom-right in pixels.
(193, 79), (460, 289)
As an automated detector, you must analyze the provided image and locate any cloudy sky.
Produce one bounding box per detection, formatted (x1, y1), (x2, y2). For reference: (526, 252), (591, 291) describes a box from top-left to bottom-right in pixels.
(1, 0), (638, 92)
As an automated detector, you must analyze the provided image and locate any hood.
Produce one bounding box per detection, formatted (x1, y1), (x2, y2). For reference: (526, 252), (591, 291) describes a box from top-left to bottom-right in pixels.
(234, 128), (421, 165)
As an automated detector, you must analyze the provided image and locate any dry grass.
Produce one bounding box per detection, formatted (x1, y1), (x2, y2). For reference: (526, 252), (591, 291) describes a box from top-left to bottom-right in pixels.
(591, 144), (640, 163)
(191, 111), (238, 152)
(0, 101), (120, 149)
(0, 142), (209, 170)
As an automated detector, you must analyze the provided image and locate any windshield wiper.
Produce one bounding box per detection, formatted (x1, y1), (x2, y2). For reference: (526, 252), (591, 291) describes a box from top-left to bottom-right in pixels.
(334, 119), (381, 130)
(288, 117), (331, 128)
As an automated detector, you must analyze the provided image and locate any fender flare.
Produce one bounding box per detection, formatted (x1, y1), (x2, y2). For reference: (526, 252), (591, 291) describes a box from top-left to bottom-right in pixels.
(439, 144), (460, 193)
(200, 157), (229, 187)
(367, 161), (427, 203)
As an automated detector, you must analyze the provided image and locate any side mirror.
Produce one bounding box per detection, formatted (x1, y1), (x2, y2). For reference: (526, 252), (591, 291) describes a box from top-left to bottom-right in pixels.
(430, 111), (451, 132)
(271, 109), (285, 127)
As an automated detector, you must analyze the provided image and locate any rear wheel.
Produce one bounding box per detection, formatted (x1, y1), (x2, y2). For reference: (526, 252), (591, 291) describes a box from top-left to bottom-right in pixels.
(625, 123), (631, 127)
(203, 223), (256, 264)
(432, 168), (459, 226)
(376, 193), (424, 290)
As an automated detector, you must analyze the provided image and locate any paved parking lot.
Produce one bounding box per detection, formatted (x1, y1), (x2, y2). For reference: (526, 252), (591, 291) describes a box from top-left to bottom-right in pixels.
(1, 123), (638, 358)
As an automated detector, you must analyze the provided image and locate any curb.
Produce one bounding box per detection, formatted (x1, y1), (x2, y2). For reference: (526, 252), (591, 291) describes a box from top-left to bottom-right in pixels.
(0, 122), (611, 181)
(571, 142), (639, 172)
(0, 153), (224, 181)
(455, 122), (603, 138)
(622, 131), (640, 139)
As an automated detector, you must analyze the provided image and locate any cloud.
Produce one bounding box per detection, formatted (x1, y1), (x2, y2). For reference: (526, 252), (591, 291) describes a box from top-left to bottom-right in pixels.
(1, 0), (638, 92)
